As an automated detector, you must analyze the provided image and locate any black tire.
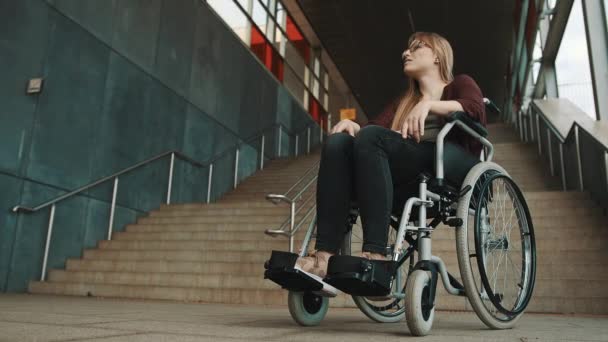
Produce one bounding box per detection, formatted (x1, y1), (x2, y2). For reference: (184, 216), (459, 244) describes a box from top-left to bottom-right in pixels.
(456, 162), (536, 329)
(288, 291), (329, 326)
(404, 270), (435, 336)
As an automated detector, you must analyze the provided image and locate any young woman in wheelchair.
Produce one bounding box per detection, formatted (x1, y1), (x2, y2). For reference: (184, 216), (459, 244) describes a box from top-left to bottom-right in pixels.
(296, 32), (485, 277)
(265, 31), (535, 335)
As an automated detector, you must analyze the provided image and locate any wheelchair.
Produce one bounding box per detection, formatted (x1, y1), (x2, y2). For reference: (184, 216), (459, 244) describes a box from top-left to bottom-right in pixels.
(264, 103), (536, 336)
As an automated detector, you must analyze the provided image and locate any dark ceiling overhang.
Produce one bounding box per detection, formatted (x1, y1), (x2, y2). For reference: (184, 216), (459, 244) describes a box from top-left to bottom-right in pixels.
(297, 0), (515, 119)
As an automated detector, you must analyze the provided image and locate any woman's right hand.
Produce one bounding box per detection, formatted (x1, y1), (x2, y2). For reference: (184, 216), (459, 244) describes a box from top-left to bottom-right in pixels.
(330, 119), (360, 137)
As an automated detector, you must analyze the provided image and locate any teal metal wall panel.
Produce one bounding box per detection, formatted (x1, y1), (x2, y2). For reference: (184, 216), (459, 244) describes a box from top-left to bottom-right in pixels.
(208, 152), (236, 202)
(111, 0), (161, 74)
(45, 194), (88, 272)
(188, 3), (222, 123)
(143, 81), (187, 155)
(46, 0), (117, 45)
(0, 174), (24, 292)
(181, 104), (239, 163)
(27, 12), (110, 189)
(0, 0), (50, 174)
(237, 143), (259, 184)
(94, 52), (152, 177)
(154, 0), (197, 97)
(172, 160), (209, 204)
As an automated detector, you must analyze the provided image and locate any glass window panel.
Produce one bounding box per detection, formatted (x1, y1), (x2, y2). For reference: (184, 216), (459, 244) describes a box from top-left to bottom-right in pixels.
(284, 65), (306, 106)
(303, 64), (310, 87)
(313, 78), (320, 99)
(236, 0), (249, 13)
(532, 61), (541, 85)
(208, 0), (251, 45)
(604, 0), (608, 31)
(267, 0), (277, 17)
(274, 27), (286, 57)
(266, 18), (275, 42)
(555, 0), (596, 118)
(252, 0), (268, 34)
(276, 2), (286, 30)
(285, 39), (307, 83)
(533, 31), (542, 60)
(313, 57), (320, 77)
(323, 92), (329, 111)
(286, 15), (310, 63)
(304, 90), (309, 110)
(547, 0), (557, 10)
(324, 73), (329, 90)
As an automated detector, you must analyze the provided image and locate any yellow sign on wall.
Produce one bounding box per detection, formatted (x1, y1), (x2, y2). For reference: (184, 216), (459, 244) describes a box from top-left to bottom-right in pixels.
(340, 108), (356, 121)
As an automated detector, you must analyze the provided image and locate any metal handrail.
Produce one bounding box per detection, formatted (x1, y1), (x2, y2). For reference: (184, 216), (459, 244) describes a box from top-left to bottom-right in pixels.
(264, 158), (320, 252)
(522, 99), (608, 195)
(11, 151), (201, 213)
(12, 120), (323, 282)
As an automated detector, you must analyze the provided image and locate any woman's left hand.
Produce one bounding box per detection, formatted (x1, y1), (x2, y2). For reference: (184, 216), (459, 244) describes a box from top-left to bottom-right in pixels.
(398, 100), (432, 143)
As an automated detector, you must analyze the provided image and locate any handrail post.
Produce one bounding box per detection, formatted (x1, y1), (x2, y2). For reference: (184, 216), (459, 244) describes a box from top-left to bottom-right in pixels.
(559, 143), (567, 191)
(307, 127), (311, 154)
(207, 163), (213, 204)
(289, 201), (296, 252)
(320, 125), (323, 143)
(536, 113), (542, 155)
(605, 151), (608, 196)
(166, 153), (175, 204)
(278, 126), (282, 157)
(107, 177), (119, 240)
(260, 135), (265, 170)
(41, 204), (56, 281)
(295, 135), (299, 157)
(547, 129), (554, 176)
(574, 125), (584, 191)
(234, 147), (240, 189)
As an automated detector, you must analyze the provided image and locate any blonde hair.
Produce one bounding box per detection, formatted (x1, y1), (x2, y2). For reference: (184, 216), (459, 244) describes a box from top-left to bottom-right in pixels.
(390, 32), (454, 130)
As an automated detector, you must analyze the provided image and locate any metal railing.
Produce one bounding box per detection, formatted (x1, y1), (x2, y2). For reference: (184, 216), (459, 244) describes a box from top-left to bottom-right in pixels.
(264, 159), (320, 253)
(516, 99), (608, 207)
(12, 121), (324, 281)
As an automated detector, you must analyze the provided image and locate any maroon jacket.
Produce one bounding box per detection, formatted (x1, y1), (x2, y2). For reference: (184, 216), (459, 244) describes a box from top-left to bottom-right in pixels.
(363, 74), (486, 157)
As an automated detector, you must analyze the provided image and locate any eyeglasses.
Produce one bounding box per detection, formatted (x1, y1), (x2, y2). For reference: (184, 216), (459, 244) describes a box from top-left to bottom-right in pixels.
(407, 40), (430, 53)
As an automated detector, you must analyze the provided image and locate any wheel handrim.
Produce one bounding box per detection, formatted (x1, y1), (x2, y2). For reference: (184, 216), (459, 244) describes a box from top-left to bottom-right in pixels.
(472, 173), (536, 319)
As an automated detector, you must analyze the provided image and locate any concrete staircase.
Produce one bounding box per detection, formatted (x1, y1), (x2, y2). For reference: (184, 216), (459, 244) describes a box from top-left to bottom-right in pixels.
(30, 123), (608, 314)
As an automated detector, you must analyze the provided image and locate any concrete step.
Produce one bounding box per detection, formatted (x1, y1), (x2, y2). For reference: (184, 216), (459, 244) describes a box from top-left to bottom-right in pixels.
(82, 249), (608, 263)
(132, 212), (605, 226)
(146, 204), (603, 219)
(125, 223), (291, 233)
(96, 237), (608, 253)
(65, 259), (608, 280)
(44, 270), (608, 298)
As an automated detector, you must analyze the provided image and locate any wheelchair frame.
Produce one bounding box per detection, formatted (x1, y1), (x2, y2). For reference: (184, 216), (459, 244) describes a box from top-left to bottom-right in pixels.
(294, 115), (495, 302)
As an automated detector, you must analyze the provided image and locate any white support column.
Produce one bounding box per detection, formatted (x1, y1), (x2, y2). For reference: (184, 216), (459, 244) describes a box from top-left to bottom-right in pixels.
(582, 0), (608, 120)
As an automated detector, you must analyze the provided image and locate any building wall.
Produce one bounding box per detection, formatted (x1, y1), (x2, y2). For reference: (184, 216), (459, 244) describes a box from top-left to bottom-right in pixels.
(0, 0), (318, 292)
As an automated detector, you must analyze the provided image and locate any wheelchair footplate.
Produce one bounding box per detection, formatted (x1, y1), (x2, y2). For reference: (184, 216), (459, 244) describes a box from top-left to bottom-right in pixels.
(324, 255), (397, 296)
(263, 250), (338, 297)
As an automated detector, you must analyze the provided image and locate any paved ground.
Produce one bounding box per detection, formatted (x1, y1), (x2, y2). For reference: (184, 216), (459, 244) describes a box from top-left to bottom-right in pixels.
(0, 294), (607, 342)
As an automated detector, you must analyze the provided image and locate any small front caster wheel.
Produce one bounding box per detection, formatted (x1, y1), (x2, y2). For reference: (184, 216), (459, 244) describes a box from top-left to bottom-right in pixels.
(405, 270), (435, 336)
(288, 291), (329, 326)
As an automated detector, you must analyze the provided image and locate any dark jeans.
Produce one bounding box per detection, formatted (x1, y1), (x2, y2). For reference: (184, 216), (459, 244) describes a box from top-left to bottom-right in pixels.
(315, 125), (479, 254)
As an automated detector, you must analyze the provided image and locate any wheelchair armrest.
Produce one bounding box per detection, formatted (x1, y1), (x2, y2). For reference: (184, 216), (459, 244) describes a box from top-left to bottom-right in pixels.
(445, 112), (488, 138)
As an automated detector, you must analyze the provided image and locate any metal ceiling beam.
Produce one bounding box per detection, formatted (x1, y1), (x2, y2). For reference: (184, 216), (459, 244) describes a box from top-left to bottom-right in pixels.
(533, 0), (573, 98)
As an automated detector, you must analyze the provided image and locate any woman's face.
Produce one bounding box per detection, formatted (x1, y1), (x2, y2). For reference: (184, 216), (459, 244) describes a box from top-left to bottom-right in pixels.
(402, 39), (437, 77)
